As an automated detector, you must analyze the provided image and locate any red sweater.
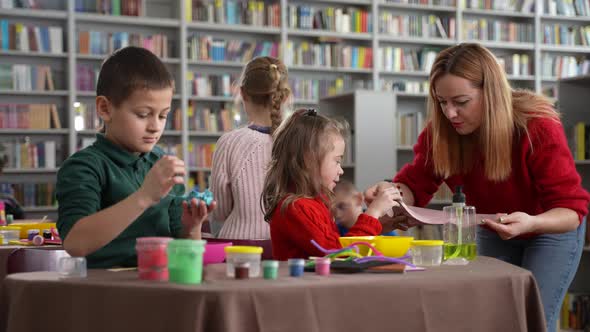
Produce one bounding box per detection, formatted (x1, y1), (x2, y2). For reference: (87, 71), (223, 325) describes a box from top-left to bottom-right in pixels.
(394, 117), (590, 229)
(270, 196), (382, 260)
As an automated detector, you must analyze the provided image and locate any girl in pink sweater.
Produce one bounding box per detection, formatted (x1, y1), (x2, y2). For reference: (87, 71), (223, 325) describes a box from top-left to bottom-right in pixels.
(210, 56), (291, 239)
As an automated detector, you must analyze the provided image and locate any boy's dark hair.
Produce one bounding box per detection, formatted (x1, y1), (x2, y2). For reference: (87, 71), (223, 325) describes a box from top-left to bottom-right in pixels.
(96, 46), (175, 107)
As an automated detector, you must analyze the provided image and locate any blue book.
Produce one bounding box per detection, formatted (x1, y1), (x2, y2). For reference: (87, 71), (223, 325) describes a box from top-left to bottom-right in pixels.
(1, 20), (8, 50)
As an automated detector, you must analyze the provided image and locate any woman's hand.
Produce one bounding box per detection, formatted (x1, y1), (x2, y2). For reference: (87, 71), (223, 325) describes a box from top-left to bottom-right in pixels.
(181, 198), (217, 239)
(365, 186), (402, 219)
(480, 212), (536, 240)
(364, 181), (395, 205)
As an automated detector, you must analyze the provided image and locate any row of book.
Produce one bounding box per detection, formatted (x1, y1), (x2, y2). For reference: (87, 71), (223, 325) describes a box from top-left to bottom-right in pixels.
(381, 79), (429, 93)
(2, 182), (56, 208)
(75, 0), (145, 16)
(187, 36), (279, 63)
(379, 14), (455, 39)
(543, 0), (590, 16)
(399, 112), (425, 147)
(0, 0), (41, 9)
(542, 54), (590, 78)
(543, 24), (590, 46)
(158, 141), (217, 169)
(287, 5), (372, 33)
(463, 19), (534, 43)
(186, 73), (238, 97)
(187, 101), (245, 132)
(0, 104), (61, 129)
(497, 53), (531, 77)
(187, 1), (280, 27)
(466, 0), (535, 12)
(0, 140), (57, 169)
(378, 47), (439, 73)
(0, 64), (55, 91)
(78, 31), (169, 58)
(384, 0), (456, 6)
(289, 76), (360, 101)
(0, 21), (63, 54)
(560, 292), (589, 330)
(285, 42), (373, 69)
(76, 64), (99, 92)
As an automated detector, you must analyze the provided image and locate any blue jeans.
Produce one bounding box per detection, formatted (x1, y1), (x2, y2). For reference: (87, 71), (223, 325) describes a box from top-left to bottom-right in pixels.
(477, 219), (586, 332)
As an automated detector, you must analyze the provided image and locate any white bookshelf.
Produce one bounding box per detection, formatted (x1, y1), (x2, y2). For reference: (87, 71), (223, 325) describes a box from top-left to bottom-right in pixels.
(1, 0), (589, 220)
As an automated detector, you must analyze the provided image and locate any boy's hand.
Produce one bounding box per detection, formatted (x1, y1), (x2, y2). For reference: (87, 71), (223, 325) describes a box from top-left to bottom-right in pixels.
(138, 156), (186, 207)
(181, 198), (217, 239)
(365, 187), (402, 219)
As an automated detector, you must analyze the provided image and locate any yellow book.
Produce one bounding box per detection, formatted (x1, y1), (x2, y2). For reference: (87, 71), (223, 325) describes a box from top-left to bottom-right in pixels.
(184, 0), (192, 22)
(576, 122), (585, 160)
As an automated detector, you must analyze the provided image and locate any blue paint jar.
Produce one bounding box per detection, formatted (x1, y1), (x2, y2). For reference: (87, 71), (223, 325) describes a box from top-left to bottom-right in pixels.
(288, 258), (305, 277)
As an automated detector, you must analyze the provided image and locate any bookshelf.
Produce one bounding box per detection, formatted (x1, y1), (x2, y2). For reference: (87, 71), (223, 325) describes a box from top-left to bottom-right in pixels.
(556, 75), (590, 331)
(1, 0), (590, 220)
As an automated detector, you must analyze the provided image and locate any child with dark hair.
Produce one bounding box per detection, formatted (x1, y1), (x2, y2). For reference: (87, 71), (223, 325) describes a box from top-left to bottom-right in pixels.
(56, 47), (215, 268)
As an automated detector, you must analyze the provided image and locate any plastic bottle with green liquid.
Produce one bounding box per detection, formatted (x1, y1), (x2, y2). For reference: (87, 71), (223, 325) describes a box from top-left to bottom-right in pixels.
(443, 186), (477, 264)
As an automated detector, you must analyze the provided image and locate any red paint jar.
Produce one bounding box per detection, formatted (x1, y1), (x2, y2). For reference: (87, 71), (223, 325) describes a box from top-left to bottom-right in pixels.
(136, 237), (173, 281)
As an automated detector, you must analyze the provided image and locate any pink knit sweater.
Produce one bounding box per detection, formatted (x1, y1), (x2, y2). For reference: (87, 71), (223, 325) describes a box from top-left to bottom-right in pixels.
(210, 127), (272, 239)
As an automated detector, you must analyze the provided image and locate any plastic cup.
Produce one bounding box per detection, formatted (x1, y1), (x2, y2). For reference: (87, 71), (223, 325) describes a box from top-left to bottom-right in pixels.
(58, 257), (87, 278)
(167, 239), (206, 284)
(314, 257), (331, 276)
(136, 237), (173, 281)
(288, 258), (305, 277)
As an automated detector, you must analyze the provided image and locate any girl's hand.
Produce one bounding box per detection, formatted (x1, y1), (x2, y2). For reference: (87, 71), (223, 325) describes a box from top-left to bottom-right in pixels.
(364, 181), (395, 205)
(181, 198), (217, 239)
(480, 212), (536, 240)
(365, 187), (402, 219)
(138, 156), (186, 207)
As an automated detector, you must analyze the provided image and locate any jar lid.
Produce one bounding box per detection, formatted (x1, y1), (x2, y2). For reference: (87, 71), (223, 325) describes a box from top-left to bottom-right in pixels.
(411, 240), (444, 246)
(168, 239), (207, 248)
(136, 237), (174, 245)
(262, 260), (279, 268)
(0, 226), (21, 231)
(224, 245), (263, 254)
(287, 258), (305, 265)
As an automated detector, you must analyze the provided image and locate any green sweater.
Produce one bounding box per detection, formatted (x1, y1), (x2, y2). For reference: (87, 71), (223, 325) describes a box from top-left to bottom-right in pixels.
(56, 134), (184, 268)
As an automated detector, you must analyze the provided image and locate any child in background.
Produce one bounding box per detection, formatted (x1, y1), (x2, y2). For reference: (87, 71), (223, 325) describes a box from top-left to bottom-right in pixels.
(261, 109), (402, 260)
(333, 180), (397, 236)
(56, 47), (215, 268)
(210, 56), (291, 239)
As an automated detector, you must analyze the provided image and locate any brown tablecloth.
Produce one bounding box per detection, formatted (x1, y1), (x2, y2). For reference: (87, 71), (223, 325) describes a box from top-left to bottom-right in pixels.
(1, 256), (546, 332)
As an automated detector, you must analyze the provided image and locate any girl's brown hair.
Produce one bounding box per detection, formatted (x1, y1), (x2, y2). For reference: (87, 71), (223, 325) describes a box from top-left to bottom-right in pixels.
(238, 56), (291, 135)
(428, 43), (558, 182)
(262, 109), (349, 221)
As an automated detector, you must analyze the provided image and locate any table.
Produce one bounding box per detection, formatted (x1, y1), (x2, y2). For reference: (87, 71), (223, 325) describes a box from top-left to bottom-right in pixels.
(1, 257), (546, 332)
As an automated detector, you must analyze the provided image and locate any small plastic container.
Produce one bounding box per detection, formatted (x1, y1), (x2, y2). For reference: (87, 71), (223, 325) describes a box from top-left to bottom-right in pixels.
(288, 258), (305, 277)
(27, 229), (40, 241)
(135, 237), (173, 281)
(167, 239), (207, 284)
(262, 260), (279, 280)
(0, 226), (21, 245)
(58, 256), (87, 278)
(224, 246), (263, 278)
(410, 240), (444, 266)
(314, 257), (331, 276)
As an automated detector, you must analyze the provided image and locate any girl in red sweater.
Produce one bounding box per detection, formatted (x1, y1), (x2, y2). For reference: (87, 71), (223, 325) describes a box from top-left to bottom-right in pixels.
(262, 109), (402, 260)
(366, 43), (589, 332)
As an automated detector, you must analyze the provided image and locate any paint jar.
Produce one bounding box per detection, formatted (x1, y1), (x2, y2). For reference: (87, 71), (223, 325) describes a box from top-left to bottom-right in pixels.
(224, 246), (263, 278)
(234, 262), (250, 279)
(27, 229), (40, 241)
(135, 237), (173, 281)
(167, 239), (206, 285)
(288, 258), (305, 277)
(58, 256), (87, 278)
(314, 257), (331, 276)
(42, 229), (52, 240)
(410, 240), (444, 266)
(262, 260), (279, 280)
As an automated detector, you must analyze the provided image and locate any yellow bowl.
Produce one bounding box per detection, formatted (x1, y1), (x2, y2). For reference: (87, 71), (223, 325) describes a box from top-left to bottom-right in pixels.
(338, 236), (376, 256)
(374, 236), (414, 257)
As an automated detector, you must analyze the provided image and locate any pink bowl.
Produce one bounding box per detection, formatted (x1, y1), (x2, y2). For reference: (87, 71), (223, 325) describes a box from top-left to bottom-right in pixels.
(203, 242), (232, 265)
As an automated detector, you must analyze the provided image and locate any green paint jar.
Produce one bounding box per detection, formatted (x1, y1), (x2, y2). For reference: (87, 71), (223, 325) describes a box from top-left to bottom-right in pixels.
(167, 239), (206, 284)
(262, 260), (279, 280)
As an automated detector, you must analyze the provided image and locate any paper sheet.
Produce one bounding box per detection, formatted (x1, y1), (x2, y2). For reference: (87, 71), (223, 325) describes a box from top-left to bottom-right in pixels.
(400, 202), (499, 225)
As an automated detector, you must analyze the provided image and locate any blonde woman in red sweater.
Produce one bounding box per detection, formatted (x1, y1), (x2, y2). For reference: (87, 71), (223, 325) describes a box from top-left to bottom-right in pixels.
(366, 43), (589, 332)
(262, 109), (401, 260)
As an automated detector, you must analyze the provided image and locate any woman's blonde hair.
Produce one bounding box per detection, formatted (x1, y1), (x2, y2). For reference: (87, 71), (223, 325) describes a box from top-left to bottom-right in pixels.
(262, 109), (349, 221)
(237, 56), (291, 135)
(428, 43), (559, 181)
